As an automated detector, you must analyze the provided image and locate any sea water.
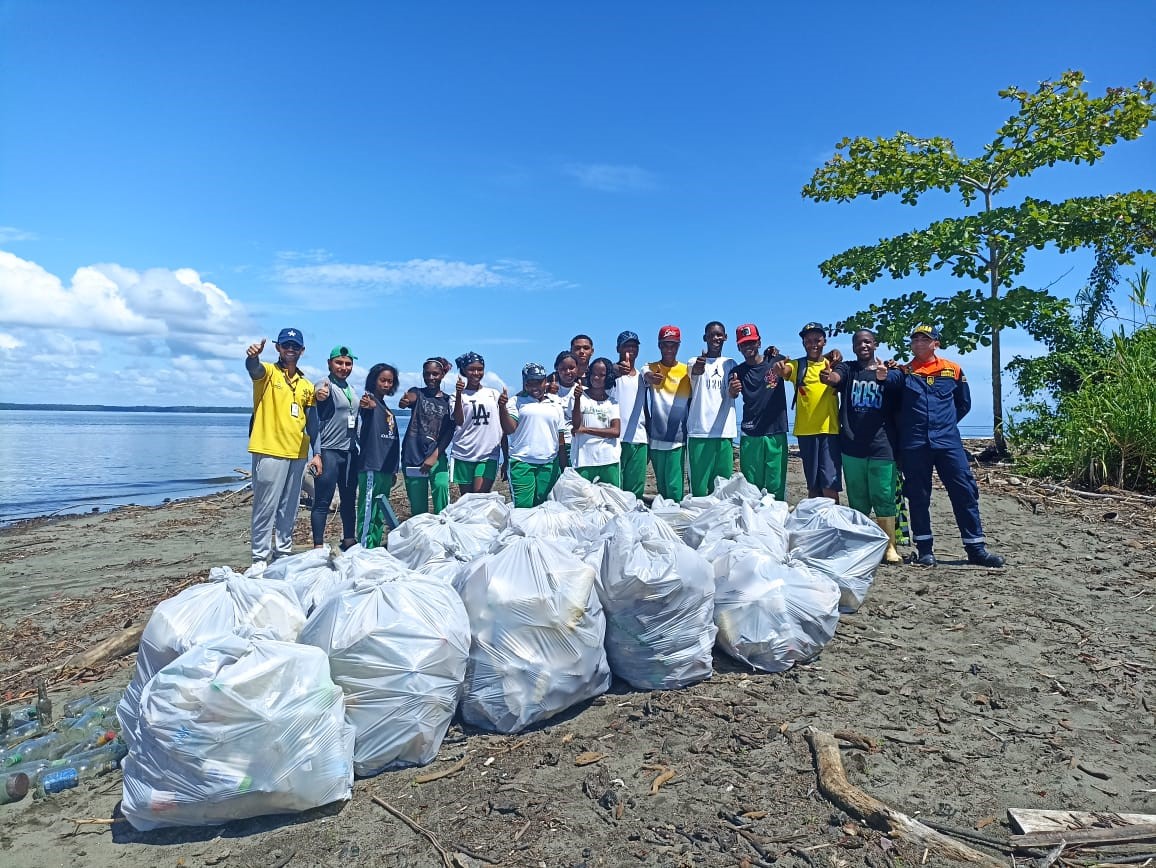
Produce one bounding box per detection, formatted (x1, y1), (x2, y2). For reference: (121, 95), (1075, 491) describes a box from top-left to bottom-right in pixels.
(0, 410), (253, 524)
(0, 409), (412, 524)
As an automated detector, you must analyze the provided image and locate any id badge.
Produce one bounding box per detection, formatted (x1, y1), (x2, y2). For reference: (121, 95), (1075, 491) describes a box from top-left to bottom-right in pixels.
(290, 403), (300, 418)
(347, 414), (356, 428)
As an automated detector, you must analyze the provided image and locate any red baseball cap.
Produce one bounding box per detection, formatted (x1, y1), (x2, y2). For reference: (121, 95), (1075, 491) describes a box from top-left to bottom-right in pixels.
(735, 323), (760, 345)
(658, 325), (681, 342)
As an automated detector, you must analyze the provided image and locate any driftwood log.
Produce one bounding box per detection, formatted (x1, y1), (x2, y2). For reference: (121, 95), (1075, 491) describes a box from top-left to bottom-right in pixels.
(803, 727), (1003, 867)
(67, 622), (146, 672)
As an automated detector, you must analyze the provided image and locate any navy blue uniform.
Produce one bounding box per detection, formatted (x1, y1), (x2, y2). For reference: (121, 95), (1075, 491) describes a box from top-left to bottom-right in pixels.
(898, 355), (987, 552)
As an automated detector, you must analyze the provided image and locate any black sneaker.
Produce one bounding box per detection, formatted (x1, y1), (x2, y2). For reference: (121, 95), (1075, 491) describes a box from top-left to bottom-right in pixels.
(912, 551), (937, 567)
(965, 545), (1005, 568)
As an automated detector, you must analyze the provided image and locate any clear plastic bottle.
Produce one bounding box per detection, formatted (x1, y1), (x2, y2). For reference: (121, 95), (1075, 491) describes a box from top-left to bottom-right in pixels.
(31, 740), (127, 797)
(1, 725), (117, 767)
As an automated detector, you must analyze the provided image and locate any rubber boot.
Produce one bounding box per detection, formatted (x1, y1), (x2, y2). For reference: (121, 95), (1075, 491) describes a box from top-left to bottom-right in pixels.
(965, 543), (1005, 568)
(874, 516), (902, 564)
(913, 540), (936, 567)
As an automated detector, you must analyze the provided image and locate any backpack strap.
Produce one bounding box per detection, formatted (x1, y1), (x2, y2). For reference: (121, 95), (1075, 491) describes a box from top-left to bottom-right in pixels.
(790, 356), (809, 409)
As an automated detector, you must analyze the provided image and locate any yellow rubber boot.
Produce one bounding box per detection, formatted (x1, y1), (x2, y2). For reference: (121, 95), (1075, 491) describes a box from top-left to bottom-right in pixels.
(875, 516), (902, 564)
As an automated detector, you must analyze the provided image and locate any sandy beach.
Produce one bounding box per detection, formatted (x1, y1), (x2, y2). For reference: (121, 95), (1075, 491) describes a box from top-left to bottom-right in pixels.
(1, 457), (1154, 867)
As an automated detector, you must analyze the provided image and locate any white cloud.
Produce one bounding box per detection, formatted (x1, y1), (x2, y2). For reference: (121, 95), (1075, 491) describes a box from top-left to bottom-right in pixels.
(0, 252), (255, 359)
(564, 162), (657, 192)
(0, 226), (38, 243)
(0, 332), (21, 351)
(273, 252), (574, 297)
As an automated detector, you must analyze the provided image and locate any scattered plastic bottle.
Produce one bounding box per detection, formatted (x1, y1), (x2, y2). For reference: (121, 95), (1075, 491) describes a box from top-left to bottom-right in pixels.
(33, 740), (126, 797)
(0, 772), (29, 805)
(1, 724), (117, 767)
(35, 679), (52, 726)
(61, 695), (96, 718)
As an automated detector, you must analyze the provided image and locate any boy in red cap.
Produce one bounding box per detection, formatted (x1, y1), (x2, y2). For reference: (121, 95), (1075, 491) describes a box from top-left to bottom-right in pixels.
(643, 325), (691, 500)
(728, 324), (790, 501)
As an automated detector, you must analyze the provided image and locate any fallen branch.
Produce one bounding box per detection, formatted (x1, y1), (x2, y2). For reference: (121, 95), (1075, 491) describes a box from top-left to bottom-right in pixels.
(66, 623), (146, 672)
(803, 727), (1003, 866)
(371, 795), (454, 868)
(412, 755), (469, 785)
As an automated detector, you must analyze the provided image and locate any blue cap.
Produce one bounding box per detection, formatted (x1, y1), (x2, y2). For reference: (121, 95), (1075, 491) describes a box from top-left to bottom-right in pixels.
(276, 327), (305, 346)
(616, 330), (640, 349)
(910, 324), (941, 340)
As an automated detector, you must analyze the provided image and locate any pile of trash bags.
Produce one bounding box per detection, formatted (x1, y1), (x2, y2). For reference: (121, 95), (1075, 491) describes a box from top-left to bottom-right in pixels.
(113, 472), (888, 830)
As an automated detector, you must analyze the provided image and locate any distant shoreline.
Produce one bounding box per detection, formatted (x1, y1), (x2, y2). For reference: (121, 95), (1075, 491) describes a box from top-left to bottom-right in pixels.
(0, 403), (412, 415)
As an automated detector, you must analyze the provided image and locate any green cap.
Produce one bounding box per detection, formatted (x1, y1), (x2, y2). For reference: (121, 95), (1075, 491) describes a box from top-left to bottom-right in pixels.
(328, 345), (357, 360)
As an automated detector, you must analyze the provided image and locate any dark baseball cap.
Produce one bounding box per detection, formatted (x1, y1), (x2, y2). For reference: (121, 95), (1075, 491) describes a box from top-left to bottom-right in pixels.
(276, 327), (304, 346)
(616, 330), (640, 349)
(798, 322), (826, 338)
(910, 324), (941, 340)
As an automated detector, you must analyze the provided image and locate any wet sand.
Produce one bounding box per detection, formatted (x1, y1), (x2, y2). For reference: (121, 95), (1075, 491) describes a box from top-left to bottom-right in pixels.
(1, 460), (1154, 867)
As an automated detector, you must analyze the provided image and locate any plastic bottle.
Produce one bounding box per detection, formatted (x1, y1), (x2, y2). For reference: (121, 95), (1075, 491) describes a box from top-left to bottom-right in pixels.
(61, 695), (96, 718)
(0, 772), (30, 805)
(35, 679), (52, 726)
(33, 741), (126, 797)
(1, 725), (117, 767)
(11, 738), (126, 789)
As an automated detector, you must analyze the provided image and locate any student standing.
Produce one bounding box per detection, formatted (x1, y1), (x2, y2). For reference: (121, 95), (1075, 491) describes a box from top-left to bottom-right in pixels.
(309, 345), (360, 551)
(775, 322), (842, 501)
(819, 329), (904, 562)
(245, 328), (316, 567)
(552, 350), (581, 469)
(644, 325), (691, 501)
(570, 334), (594, 380)
(896, 325), (1004, 568)
(500, 363), (566, 507)
(356, 363), (401, 549)
(450, 352), (503, 495)
(686, 321), (738, 496)
(729, 324), (789, 502)
(571, 357), (622, 485)
(398, 357), (455, 515)
(612, 331), (649, 498)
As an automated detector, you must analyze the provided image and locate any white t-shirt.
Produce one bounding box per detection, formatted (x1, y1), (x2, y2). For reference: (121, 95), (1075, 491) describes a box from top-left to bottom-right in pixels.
(509, 393), (566, 464)
(450, 387), (503, 462)
(687, 356), (738, 439)
(571, 395), (621, 468)
(556, 383), (576, 445)
(611, 371), (648, 445)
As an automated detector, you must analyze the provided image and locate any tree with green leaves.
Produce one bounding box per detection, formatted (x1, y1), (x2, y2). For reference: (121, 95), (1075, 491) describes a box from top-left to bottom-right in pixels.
(802, 71), (1156, 455)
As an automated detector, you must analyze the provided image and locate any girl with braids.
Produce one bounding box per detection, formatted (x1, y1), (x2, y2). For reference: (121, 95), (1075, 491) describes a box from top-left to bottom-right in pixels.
(356, 363), (401, 548)
(398, 356), (456, 515)
(500, 362), (567, 507)
(551, 349), (581, 469)
(571, 357), (622, 486)
(449, 352), (504, 496)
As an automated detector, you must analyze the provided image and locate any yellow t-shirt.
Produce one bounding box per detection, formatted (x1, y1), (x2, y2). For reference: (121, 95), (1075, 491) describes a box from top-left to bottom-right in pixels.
(784, 357), (839, 436)
(248, 362), (316, 459)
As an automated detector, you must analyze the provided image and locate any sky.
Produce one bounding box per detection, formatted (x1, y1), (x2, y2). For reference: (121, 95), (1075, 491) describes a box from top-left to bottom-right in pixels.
(1, 1), (1153, 434)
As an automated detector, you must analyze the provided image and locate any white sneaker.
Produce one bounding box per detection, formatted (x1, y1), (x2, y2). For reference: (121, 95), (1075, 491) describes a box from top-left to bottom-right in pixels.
(246, 560), (268, 577)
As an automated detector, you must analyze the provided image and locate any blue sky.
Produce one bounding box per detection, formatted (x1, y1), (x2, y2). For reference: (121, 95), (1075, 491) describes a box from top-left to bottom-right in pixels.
(1, 1), (1153, 433)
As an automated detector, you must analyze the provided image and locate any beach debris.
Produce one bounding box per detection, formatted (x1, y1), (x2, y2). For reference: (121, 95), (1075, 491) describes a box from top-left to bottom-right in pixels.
(803, 727), (1004, 866)
(574, 751), (606, 767)
(372, 795), (458, 868)
(1007, 808), (1156, 849)
(413, 755), (470, 785)
(67, 623), (145, 673)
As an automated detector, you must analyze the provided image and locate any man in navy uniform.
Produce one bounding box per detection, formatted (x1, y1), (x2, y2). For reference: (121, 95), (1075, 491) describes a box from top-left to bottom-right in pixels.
(897, 325), (1004, 568)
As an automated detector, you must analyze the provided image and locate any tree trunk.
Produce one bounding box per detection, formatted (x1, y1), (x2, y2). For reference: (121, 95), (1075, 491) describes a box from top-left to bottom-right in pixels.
(989, 243), (1008, 456)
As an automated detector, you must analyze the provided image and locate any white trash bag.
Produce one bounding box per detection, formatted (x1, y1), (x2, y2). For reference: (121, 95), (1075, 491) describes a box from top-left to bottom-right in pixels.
(504, 500), (606, 555)
(117, 572), (306, 749)
(650, 494), (719, 548)
(121, 634), (354, 830)
(786, 498), (888, 613)
(387, 513), (499, 578)
(548, 467), (640, 515)
(714, 545), (841, 672)
(441, 492), (511, 529)
(260, 547), (348, 615)
(300, 572), (471, 775)
(458, 537), (611, 733)
(597, 512), (716, 690)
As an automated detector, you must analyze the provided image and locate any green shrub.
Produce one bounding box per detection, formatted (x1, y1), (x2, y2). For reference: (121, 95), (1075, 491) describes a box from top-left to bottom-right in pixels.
(1009, 327), (1156, 491)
